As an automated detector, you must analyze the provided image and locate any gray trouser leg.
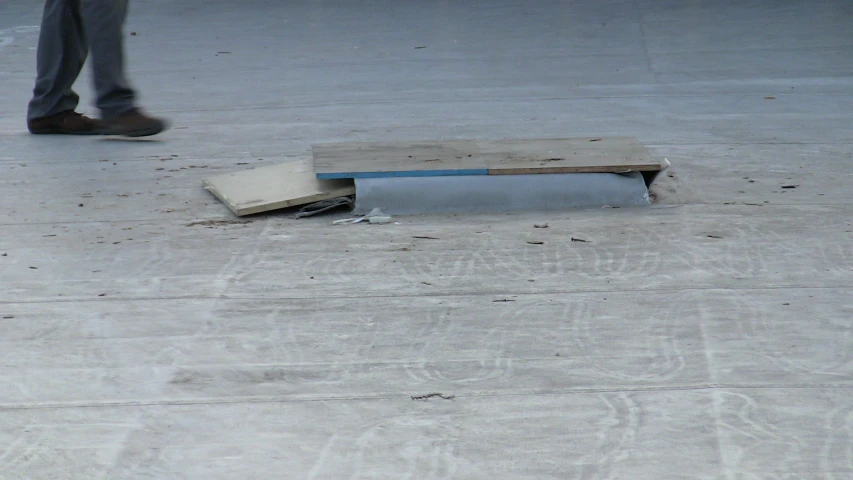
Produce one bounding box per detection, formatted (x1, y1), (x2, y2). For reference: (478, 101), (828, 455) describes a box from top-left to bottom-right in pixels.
(79, 0), (136, 120)
(27, 0), (136, 121)
(27, 0), (88, 120)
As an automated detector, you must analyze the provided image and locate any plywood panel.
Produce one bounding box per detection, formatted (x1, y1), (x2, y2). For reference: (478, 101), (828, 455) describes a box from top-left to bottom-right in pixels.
(311, 138), (663, 179)
(203, 159), (355, 216)
(481, 137), (665, 175)
(312, 140), (486, 179)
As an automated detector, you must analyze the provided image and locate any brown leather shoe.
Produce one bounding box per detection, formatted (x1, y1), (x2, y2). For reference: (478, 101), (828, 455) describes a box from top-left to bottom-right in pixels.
(102, 109), (168, 137)
(28, 110), (104, 135)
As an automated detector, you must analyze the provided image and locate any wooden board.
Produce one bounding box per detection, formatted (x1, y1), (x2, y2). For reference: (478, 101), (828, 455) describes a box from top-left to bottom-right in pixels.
(312, 140), (487, 179)
(203, 159), (355, 216)
(311, 137), (664, 179)
(481, 137), (665, 175)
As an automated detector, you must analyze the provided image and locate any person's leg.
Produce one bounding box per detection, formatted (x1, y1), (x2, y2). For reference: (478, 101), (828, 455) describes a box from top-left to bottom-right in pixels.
(78, 0), (167, 136)
(27, 0), (102, 134)
(78, 0), (134, 119)
(28, 0), (87, 120)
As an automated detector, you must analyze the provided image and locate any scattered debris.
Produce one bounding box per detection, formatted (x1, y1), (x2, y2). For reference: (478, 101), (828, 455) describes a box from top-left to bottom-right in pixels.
(589, 138), (603, 142)
(218, 51), (231, 54)
(534, 223), (549, 229)
(98, 293), (106, 297)
(186, 219), (251, 227)
(130, 31), (137, 36)
(415, 46), (427, 49)
(368, 214), (392, 224)
(765, 96), (776, 100)
(527, 240), (544, 245)
(295, 197), (354, 219)
(333, 208), (392, 225)
(493, 299), (516, 303)
(78, 203), (84, 207)
(421, 281), (433, 285)
(707, 235), (723, 239)
(571, 237), (588, 243)
(411, 393), (455, 401)
(783, 303), (790, 306)
(781, 185), (799, 189)
(412, 236), (439, 240)
(29, 266), (37, 269)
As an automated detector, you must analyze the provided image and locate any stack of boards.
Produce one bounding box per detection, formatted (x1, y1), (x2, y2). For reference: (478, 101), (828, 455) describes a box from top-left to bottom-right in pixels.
(203, 137), (668, 217)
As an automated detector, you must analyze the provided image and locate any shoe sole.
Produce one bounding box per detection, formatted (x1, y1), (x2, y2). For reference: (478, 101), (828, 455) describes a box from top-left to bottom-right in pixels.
(28, 127), (103, 135)
(102, 121), (168, 138)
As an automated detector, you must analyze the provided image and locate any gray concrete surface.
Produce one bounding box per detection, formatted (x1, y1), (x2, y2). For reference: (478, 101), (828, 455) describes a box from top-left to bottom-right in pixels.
(1, 0), (852, 478)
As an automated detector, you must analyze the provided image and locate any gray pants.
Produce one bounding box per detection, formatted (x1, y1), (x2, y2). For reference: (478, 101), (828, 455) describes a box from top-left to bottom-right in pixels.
(27, 0), (135, 121)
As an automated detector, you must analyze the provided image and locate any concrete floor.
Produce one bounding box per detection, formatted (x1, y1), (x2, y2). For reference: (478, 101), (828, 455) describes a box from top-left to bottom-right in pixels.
(1, 0), (852, 478)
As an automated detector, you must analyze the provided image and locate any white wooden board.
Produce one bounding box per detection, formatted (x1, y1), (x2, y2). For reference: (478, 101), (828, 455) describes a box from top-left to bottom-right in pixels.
(480, 137), (665, 174)
(312, 140), (486, 178)
(311, 137), (664, 179)
(203, 159), (355, 216)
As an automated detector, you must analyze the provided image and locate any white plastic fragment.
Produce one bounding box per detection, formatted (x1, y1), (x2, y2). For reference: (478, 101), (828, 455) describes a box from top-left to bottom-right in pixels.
(333, 207), (393, 225)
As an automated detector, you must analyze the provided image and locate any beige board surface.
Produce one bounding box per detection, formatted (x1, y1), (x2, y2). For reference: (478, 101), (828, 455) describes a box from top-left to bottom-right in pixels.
(312, 140), (485, 178)
(203, 159), (355, 216)
(481, 137), (665, 175)
(311, 137), (664, 178)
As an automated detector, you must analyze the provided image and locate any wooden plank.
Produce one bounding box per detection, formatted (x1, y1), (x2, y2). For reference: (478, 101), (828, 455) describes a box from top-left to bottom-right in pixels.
(203, 159), (355, 216)
(481, 137), (665, 175)
(312, 140), (486, 179)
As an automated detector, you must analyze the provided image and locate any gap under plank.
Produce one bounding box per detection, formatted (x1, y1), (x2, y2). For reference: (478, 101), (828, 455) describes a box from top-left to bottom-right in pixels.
(203, 159), (355, 216)
(353, 171), (651, 215)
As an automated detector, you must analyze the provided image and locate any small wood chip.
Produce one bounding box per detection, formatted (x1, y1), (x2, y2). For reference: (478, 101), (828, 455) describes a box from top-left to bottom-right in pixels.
(781, 185), (799, 189)
(412, 236), (439, 240)
(707, 235), (723, 239)
(571, 237), (588, 243)
(527, 240), (544, 245)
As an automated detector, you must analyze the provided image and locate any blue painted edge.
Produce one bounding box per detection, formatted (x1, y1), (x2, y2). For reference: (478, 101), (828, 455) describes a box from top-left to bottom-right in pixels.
(317, 168), (489, 179)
